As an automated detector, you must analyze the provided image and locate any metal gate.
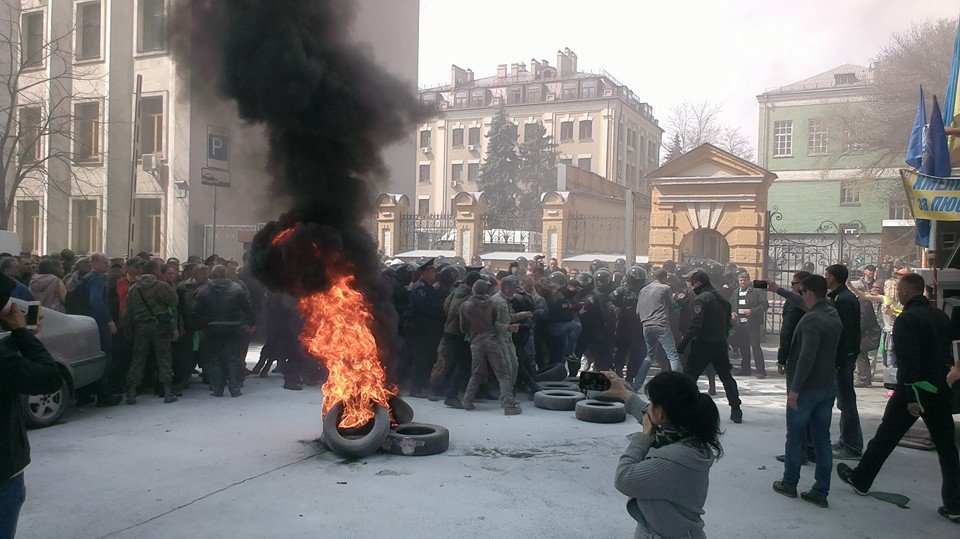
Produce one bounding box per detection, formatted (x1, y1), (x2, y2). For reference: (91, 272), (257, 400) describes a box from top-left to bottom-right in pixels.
(397, 213), (455, 253)
(764, 206), (881, 334)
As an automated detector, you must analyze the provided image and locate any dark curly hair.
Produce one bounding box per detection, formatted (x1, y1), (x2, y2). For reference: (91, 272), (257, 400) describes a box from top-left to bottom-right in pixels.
(645, 371), (723, 459)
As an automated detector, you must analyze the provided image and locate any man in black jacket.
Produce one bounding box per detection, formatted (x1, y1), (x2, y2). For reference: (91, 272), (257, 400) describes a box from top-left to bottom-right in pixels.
(838, 273), (960, 523)
(679, 269), (743, 423)
(824, 264), (863, 460)
(729, 272), (769, 378)
(0, 274), (62, 538)
(196, 266), (257, 397)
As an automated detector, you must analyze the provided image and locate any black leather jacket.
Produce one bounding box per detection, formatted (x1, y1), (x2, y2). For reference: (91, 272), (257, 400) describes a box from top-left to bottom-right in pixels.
(679, 283), (732, 349)
(196, 278), (256, 328)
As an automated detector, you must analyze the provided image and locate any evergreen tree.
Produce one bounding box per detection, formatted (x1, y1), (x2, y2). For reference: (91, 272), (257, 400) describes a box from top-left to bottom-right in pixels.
(477, 104), (520, 218)
(517, 121), (558, 215)
(664, 133), (684, 163)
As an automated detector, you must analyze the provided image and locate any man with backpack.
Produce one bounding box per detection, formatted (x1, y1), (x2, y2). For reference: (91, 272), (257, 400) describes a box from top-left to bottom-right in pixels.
(66, 253), (120, 407)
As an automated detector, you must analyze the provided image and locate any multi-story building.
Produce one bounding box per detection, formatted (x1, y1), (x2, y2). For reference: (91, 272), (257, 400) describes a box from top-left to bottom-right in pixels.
(756, 64), (910, 255)
(415, 48), (662, 215)
(3, 0), (418, 259)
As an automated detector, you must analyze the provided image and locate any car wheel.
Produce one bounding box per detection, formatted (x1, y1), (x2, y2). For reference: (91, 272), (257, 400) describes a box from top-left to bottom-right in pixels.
(22, 377), (70, 429)
(575, 399), (626, 423)
(538, 381), (580, 392)
(322, 402), (390, 459)
(534, 363), (567, 382)
(381, 423), (450, 456)
(534, 390), (586, 411)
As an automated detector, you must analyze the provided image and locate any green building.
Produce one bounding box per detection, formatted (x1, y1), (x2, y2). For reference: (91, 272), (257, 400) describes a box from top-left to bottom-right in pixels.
(757, 64), (914, 264)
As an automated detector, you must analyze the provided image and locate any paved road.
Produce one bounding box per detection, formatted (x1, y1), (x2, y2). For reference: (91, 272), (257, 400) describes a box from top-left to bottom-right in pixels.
(16, 346), (960, 538)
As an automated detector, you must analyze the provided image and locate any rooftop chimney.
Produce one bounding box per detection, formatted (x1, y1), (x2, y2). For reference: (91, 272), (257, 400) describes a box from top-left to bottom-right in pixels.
(497, 64), (507, 78)
(451, 64), (470, 89)
(466, 69), (474, 82)
(530, 59), (541, 78)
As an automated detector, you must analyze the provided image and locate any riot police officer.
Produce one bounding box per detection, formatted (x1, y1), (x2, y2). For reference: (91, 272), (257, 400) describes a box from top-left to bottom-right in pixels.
(611, 265), (648, 383)
(403, 258), (446, 397)
(677, 269), (743, 423)
(577, 272), (615, 372)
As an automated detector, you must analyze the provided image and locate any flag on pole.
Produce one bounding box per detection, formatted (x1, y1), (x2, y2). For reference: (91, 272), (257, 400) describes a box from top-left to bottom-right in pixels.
(914, 95), (952, 247)
(906, 86), (926, 168)
(945, 17), (960, 159)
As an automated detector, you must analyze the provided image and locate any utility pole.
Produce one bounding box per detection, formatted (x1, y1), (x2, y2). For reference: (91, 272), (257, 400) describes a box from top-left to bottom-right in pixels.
(625, 190), (635, 266)
(127, 75), (143, 257)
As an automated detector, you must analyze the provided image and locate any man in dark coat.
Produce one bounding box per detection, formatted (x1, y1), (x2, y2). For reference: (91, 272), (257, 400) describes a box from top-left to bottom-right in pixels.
(0, 274), (62, 537)
(838, 273), (959, 522)
(729, 272), (769, 378)
(403, 259), (446, 397)
(824, 264), (863, 460)
(196, 266), (257, 397)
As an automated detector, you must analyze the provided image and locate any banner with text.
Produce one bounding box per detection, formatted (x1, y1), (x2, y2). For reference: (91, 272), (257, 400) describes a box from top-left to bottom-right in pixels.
(900, 169), (960, 221)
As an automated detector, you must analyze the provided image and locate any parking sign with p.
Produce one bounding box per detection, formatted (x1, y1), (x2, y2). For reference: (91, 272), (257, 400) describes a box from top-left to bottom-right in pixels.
(207, 126), (230, 171)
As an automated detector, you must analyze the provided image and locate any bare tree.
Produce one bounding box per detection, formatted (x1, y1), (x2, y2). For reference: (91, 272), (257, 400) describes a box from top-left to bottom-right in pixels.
(0, 0), (104, 235)
(664, 100), (755, 162)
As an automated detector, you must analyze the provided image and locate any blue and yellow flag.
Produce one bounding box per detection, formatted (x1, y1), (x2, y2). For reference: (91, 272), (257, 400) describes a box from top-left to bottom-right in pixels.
(900, 170), (960, 221)
(945, 18), (960, 160)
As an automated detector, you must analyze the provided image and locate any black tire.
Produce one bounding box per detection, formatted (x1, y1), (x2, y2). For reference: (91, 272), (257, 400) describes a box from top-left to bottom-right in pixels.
(564, 376), (580, 384)
(539, 381), (580, 392)
(575, 399), (626, 423)
(534, 363), (567, 382)
(22, 376), (69, 429)
(322, 402), (390, 459)
(381, 423), (450, 456)
(389, 395), (415, 424)
(534, 390), (586, 411)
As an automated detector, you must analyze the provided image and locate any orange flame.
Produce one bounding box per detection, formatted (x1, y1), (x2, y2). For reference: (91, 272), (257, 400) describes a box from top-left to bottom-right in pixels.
(272, 227), (295, 247)
(298, 273), (396, 429)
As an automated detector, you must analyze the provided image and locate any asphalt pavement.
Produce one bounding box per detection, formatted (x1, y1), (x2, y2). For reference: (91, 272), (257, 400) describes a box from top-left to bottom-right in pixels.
(16, 346), (960, 538)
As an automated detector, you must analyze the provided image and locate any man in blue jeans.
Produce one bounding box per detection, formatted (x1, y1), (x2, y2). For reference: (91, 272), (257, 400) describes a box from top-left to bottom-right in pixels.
(0, 273), (63, 537)
(635, 269), (680, 385)
(773, 274), (842, 508)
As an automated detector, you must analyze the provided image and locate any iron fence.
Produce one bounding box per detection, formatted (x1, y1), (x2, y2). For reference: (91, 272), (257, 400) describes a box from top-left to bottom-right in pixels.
(397, 213), (455, 253)
(481, 213), (543, 253)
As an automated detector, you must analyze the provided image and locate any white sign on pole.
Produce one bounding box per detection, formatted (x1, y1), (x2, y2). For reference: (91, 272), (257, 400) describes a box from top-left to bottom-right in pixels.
(207, 126), (230, 171)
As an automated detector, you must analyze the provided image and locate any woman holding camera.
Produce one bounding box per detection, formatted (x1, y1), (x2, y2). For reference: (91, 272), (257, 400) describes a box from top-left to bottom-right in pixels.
(603, 371), (723, 539)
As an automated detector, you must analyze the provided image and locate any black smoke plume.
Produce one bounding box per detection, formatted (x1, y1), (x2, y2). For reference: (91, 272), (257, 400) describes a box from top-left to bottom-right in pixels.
(172, 0), (422, 360)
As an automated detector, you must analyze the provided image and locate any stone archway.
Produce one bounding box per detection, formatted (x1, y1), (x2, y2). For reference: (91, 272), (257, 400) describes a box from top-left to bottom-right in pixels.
(679, 228), (730, 264)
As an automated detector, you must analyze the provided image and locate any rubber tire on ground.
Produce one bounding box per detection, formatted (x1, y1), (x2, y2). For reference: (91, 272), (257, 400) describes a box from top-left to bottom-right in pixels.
(323, 402), (391, 459)
(534, 363), (567, 382)
(22, 376), (69, 429)
(389, 395), (415, 424)
(381, 423), (450, 456)
(575, 399), (626, 423)
(564, 376), (580, 384)
(534, 390), (587, 411)
(539, 381), (580, 392)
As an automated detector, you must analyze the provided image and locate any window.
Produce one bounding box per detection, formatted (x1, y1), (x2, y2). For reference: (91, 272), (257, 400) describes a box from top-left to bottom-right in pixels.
(559, 157), (572, 166)
(834, 73), (858, 85)
(581, 81), (597, 99)
(577, 157), (591, 172)
(467, 163), (479, 182)
(74, 102), (101, 162)
(579, 120), (593, 141)
(21, 12), (44, 68)
(507, 86), (522, 105)
(889, 199), (911, 220)
(626, 163), (635, 186)
(451, 128), (464, 148)
(76, 2), (102, 60)
(840, 182), (861, 206)
(419, 130), (431, 148)
(524, 123), (539, 141)
(451, 164), (463, 183)
(140, 96), (164, 156)
(138, 0), (167, 52)
(15, 200), (41, 253)
(418, 164), (430, 184)
(417, 198), (429, 215)
(470, 90), (487, 107)
(773, 120), (792, 157)
(454, 92), (468, 108)
(842, 128), (865, 155)
(136, 198), (162, 255)
(562, 82), (579, 100)
(421, 93), (437, 109)
(560, 121), (574, 142)
(19, 107), (42, 163)
(71, 199), (99, 254)
(525, 85), (542, 103)
(468, 127), (480, 146)
(807, 118), (827, 155)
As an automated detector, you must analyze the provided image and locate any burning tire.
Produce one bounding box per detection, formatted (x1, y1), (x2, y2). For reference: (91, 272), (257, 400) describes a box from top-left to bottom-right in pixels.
(382, 423), (450, 456)
(575, 399), (626, 423)
(534, 363), (567, 382)
(322, 402), (391, 459)
(534, 390), (586, 411)
(538, 381), (580, 392)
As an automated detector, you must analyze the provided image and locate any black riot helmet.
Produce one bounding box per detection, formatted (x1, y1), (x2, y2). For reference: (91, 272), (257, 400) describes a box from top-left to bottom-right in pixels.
(394, 263), (414, 285)
(594, 268), (612, 288)
(612, 271), (624, 287)
(624, 265), (648, 289)
(577, 272), (596, 293)
(380, 266), (396, 282)
(548, 270), (567, 288)
(438, 265), (461, 288)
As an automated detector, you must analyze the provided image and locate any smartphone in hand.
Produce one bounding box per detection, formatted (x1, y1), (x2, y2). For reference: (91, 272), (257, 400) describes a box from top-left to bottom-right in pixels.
(26, 302), (41, 330)
(579, 371), (612, 392)
(752, 280), (768, 289)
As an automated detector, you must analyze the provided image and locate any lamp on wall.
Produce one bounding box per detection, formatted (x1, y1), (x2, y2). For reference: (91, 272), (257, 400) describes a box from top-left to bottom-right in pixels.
(173, 181), (189, 199)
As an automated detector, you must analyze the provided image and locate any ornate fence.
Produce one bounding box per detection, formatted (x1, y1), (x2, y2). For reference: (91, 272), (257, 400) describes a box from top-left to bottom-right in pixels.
(397, 213), (455, 252)
(481, 214), (543, 253)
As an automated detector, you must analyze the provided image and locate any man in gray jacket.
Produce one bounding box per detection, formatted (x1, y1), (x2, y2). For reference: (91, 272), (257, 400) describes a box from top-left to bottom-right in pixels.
(459, 280), (521, 415)
(635, 269), (680, 385)
(773, 274), (842, 508)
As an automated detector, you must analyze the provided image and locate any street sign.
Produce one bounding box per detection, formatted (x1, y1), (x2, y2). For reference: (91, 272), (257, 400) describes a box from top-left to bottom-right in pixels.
(207, 126), (230, 171)
(201, 167), (231, 188)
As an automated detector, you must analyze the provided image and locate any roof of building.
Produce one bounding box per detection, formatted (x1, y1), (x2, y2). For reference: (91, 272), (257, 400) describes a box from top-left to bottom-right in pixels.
(425, 71), (597, 93)
(760, 64), (873, 96)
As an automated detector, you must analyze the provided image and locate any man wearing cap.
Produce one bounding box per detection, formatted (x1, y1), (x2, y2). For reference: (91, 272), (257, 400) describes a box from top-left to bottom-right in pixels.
(403, 258), (446, 398)
(678, 269), (743, 423)
(729, 271), (769, 378)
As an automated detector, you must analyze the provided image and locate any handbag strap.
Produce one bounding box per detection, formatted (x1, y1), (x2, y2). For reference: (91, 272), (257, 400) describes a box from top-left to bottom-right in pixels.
(135, 287), (156, 317)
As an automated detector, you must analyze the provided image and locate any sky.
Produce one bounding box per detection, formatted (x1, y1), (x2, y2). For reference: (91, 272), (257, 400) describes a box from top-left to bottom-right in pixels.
(418, 0), (959, 155)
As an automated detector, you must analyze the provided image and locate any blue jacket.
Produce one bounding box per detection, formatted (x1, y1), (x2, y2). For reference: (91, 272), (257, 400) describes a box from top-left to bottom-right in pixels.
(80, 271), (111, 327)
(10, 281), (32, 302)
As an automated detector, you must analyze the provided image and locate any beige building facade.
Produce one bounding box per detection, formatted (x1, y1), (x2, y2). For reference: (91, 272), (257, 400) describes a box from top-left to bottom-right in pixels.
(415, 48), (662, 215)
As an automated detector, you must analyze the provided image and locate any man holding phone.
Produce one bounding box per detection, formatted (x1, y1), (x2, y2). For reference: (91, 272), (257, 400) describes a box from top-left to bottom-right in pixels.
(729, 272), (768, 378)
(0, 273), (63, 538)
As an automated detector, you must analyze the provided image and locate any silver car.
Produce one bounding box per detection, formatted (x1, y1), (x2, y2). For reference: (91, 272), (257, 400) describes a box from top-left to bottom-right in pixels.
(5, 299), (107, 428)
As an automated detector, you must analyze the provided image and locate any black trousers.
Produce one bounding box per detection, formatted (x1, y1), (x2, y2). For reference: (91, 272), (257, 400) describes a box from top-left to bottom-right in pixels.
(203, 328), (244, 394)
(851, 387), (960, 511)
(173, 327), (199, 385)
(406, 328), (442, 391)
(683, 340), (741, 409)
(733, 324), (766, 375)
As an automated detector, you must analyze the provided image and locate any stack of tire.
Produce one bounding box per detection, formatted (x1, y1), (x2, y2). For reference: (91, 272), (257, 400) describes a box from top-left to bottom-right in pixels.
(532, 383), (626, 423)
(322, 400), (450, 458)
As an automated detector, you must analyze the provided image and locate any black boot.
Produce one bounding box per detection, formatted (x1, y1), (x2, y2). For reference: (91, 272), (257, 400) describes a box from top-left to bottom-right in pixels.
(163, 383), (178, 403)
(125, 385), (137, 405)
